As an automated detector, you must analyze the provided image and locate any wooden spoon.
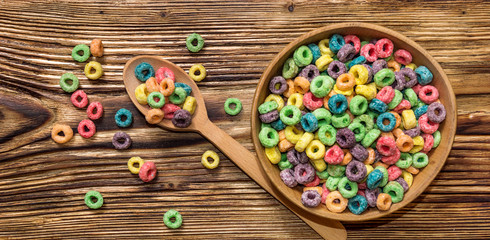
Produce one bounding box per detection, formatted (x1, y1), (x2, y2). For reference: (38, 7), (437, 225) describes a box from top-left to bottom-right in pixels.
(123, 55), (346, 240)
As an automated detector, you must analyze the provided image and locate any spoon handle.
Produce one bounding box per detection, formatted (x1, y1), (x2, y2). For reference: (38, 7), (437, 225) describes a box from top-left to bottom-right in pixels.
(197, 120), (346, 240)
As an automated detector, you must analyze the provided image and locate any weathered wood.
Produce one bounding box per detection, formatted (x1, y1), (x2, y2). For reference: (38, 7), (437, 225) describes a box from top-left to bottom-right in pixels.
(1, 0), (490, 239)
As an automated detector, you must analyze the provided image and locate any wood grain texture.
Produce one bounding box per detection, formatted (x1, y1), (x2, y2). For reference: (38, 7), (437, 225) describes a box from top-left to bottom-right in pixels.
(1, 0), (489, 239)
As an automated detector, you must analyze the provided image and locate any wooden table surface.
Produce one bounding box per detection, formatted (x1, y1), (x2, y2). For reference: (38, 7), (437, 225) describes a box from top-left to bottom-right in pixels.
(1, 0), (489, 239)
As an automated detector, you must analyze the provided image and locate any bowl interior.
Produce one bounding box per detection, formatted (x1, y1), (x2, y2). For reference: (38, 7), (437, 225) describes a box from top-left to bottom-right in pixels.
(251, 23), (456, 221)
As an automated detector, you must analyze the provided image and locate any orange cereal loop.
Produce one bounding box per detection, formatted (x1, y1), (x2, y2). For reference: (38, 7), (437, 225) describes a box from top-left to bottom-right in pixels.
(146, 77), (160, 93)
(406, 166), (420, 175)
(396, 134), (414, 152)
(392, 128), (405, 138)
(346, 93), (355, 105)
(145, 108), (165, 124)
(90, 39), (103, 57)
(293, 76), (310, 94)
(387, 59), (401, 72)
(159, 78), (175, 96)
(336, 73), (355, 91)
(278, 139), (294, 152)
(364, 148), (376, 165)
(278, 130), (286, 141)
(376, 193), (392, 211)
(304, 186), (323, 195)
(325, 191), (348, 213)
(373, 161), (389, 169)
(283, 79), (295, 98)
(340, 149), (352, 165)
(51, 124), (74, 144)
(380, 131), (395, 140)
(390, 111), (401, 128)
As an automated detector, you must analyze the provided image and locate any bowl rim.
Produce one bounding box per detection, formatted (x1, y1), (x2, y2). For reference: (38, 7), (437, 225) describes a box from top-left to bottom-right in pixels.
(251, 22), (457, 221)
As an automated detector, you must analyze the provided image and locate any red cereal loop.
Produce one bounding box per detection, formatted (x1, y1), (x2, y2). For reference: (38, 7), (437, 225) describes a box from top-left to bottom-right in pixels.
(357, 190), (366, 197)
(78, 119), (96, 138)
(304, 175), (320, 187)
(321, 183), (330, 204)
(381, 148), (400, 165)
(376, 136), (397, 156)
(155, 67), (175, 83)
(418, 85), (439, 104)
(374, 38), (394, 58)
(139, 161), (157, 182)
(376, 86), (395, 104)
(303, 92), (323, 111)
(162, 103), (181, 119)
(394, 49), (412, 65)
(71, 90), (88, 108)
(418, 114), (439, 134)
(393, 99), (412, 113)
(360, 43), (377, 62)
(421, 133), (434, 153)
(344, 35), (361, 54)
(324, 145), (344, 164)
(387, 165), (402, 181)
(412, 84), (423, 95)
(86, 102), (103, 120)
(358, 182), (367, 190)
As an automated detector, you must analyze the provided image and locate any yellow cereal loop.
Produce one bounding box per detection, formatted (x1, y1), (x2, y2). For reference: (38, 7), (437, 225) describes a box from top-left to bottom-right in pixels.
(284, 125), (304, 144)
(361, 164), (374, 183)
(304, 186), (323, 195)
(264, 94), (285, 111)
(409, 136), (424, 153)
(349, 65), (369, 85)
(405, 63), (417, 70)
(287, 93), (305, 110)
(265, 147), (281, 164)
(182, 96), (197, 115)
(84, 61), (103, 80)
(333, 84), (354, 96)
(401, 110), (417, 130)
(355, 83), (377, 100)
(310, 158), (327, 172)
(305, 140), (326, 160)
(318, 39), (334, 57)
(128, 157), (145, 174)
(401, 171), (413, 187)
(315, 55), (334, 72)
(135, 84), (149, 105)
(201, 150), (220, 169)
(189, 64), (206, 82)
(295, 132), (314, 152)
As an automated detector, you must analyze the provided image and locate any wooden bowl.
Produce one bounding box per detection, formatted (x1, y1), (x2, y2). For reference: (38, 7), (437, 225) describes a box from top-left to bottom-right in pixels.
(251, 23), (457, 221)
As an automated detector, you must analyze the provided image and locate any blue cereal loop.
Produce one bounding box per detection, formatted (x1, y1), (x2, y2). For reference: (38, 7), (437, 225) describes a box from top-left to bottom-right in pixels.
(115, 108), (133, 128)
(135, 62), (155, 82)
(300, 113), (319, 132)
(308, 43), (321, 63)
(415, 66), (433, 85)
(348, 195), (368, 215)
(414, 105), (429, 119)
(175, 82), (192, 95)
(328, 94), (348, 115)
(367, 169), (383, 189)
(368, 98), (388, 114)
(348, 56), (366, 69)
(271, 119), (286, 131)
(329, 34), (345, 54)
(376, 112), (397, 132)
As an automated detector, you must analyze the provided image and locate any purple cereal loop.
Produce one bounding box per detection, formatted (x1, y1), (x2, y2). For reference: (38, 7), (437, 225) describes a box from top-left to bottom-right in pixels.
(336, 128), (356, 149)
(298, 65), (320, 82)
(393, 71), (406, 90)
(399, 67), (417, 88)
(395, 177), (409, 192)
(172, 109), (192, 128)
(404, 125), (420, 137)
(269, 76), (288, 94)
(280, 169), (298, 188)
(112, 131), (132, 150)
(327, 60), (347, 79)
(337, 44), (356, 62)
(294, 163), (315, 184)
(346, 160), (367, 182)
(301, 190), (321, 207)
(427, 102), (446, 123)
(369, 39), (378, 45)
(287, 149), (309, 165)
(259, 110), (279, 123)
(362, 64), (373, 83)
(372, 59), (387, 74)
(350, 144), (368, 161)
(365, 188), (380, 207)
(374, 149), (382, 163)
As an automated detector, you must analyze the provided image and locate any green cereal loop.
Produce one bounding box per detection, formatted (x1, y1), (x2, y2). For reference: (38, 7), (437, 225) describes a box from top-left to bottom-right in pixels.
(313, 108), (332, 127)
(310, 75), (334, 98)
(147, 91), (165, 108)
(320, 71), (329, 76)
(261, 123), (271, 130)
(84, 190), (103, 209)
(59, 73), (79, 93)
(163, 209), (183, 229)
(317, 170), (329, 180)
(278, 153), (293, 170)
(387, 89), (403, 110)
(327, 164), (346, 178)
(366, 110), (379, 123)
(396, 153), (413, 169)
(258, 101), (278, 114)
(258, 127), (279, 148)
(348, 122), (366, 142)
(345, 60), (352, 70)
(331, 113), (351, 128)
(362, 129), (381, 148)
(349, 95), (368, 115)
(224, 98), (242, 116)
(374, 68), (395, 88)
(412, 152), (429, 168)
(169, 87), (187, 105)
(326, 176), (342, 191)
(318, 124), (337, 146)
(383, 53), (394, 62)
(375, 166), (389, 187)
(383, 181), (404, 203)
(360, 41), (369, 48)
(338, 176), (358, 199)
(279, 105), (301, 126)
(432, 131), (441, 148)
(293, 45), (313, 67)
(353, 114), (374, 131)
(72, 44), (90, 62)
(282, 58), (299, 79)
(403, 88), (418, 107)
(186, 33), (204, 53)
